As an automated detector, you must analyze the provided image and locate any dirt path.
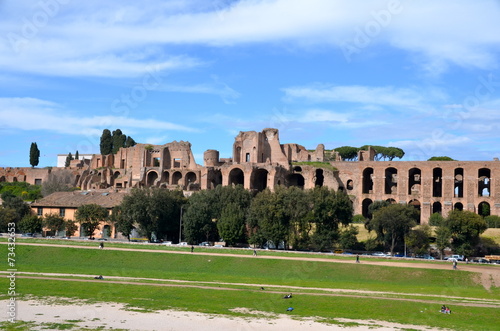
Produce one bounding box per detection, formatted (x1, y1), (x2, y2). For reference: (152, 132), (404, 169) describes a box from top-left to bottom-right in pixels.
(11, 242), (500, 289)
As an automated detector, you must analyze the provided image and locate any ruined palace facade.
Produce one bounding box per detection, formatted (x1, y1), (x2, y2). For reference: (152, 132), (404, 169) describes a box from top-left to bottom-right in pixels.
(1, 128), (499, 224)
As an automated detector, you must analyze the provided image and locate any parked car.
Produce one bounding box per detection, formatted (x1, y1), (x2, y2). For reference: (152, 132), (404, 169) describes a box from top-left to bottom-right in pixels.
(372, 252), (388, 257)
(199, 242), (210, 246)
(444, 254), (464, 261)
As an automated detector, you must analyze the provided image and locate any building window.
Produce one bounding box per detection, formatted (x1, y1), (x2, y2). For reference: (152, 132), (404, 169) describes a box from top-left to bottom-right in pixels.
(59, 208), (65, 217)
(37, 208), (43, 216)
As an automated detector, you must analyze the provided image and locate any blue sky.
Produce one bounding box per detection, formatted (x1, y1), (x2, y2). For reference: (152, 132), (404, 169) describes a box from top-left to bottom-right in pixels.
(1, 0), (500, 167)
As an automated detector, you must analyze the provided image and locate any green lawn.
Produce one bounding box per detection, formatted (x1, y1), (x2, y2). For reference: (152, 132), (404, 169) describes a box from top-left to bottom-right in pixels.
(1, 243), (499, 330)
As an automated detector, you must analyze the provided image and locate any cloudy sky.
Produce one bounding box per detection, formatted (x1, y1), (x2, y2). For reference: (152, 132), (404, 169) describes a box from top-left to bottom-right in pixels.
(1, 0), (500, 167)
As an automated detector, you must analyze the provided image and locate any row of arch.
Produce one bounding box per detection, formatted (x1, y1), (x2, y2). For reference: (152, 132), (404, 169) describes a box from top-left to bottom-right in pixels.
(361, 198), (492, 222)
(362, 167), (492, 197)
(146, 170), (198, 189)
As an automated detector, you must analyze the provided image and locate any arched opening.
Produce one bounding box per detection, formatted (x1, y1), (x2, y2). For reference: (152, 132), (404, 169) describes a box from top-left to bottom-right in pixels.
(287, 174), (305, 189)
(408, 168), (421, 195)
(432, 202), (442, 214)
(209, 170), (222, 189)
(161, 171), (170, 185)
(229, 168), (244, 186)
(386, 198), (396, 204)
(185, 172), (197, 186)
(0, 176), (5, 182)
(362, 168), (374, 194)
(478, 168), (491, 197)
(362, 198), (373, 218)
(293, 166), (302, 172)
(454, 168), (464, 198)
(172, 171), (182, 185)
(346, 179), (353, 191)
(146, 171), (159, 186)
(251, 169), (268, 192)
(234, 147), (241, 163)
(409, 199), (421, 224)
(478, 201), (490, 217)
(315, 169), (324, 187)
(432, 168), (442, 197)
(453, 202), (463, 211)
(384, 167), (397, 194)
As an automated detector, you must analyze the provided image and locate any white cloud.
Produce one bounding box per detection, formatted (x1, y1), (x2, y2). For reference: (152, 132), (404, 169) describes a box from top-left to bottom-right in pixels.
(1, 0), (498, 78)
(0, 97), (198, 135)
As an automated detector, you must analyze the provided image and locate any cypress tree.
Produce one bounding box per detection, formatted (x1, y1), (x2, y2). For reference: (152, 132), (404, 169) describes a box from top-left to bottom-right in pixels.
(65, 152), (73, 167)
(29, 142), (40, 168)
(75, 150), (79, 160)
(100, 129), (113, 155)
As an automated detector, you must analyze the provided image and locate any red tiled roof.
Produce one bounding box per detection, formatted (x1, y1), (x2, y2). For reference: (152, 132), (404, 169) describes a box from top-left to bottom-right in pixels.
(31, 191), (125, 209)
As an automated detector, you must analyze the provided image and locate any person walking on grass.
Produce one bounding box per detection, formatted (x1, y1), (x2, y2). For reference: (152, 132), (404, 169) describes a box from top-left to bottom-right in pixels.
(453, 260), (457, 270)
(356, 254), (360, 263)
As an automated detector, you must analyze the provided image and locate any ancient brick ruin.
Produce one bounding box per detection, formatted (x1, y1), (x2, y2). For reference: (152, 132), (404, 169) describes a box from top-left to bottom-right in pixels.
(2, 128), (499, 224)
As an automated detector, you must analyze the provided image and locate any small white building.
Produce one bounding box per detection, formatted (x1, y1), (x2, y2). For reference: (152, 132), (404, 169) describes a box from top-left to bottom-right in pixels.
(56, 154), (94, 168)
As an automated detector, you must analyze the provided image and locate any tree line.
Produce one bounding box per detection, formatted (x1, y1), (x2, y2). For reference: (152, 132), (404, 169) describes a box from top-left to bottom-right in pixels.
(332, 145), (405, 161)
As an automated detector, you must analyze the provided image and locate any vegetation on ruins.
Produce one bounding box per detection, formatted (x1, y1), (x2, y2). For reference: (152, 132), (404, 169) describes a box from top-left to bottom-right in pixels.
(332, 145), (405, 161)
(41, 171), (75, 196)
(99, 128), (137, 155)
(64, 152), (73, 167)
(29, 142), (40, 168)
(428, 156), (456, 161)
(0, 181), (42, 200)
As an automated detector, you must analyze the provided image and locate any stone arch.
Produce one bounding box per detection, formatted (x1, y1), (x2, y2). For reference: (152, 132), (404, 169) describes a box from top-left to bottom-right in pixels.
(185, 172), (197, 186)
(346, 179), (353, 191)
(251, 168), (268, 192)
(113, 171), (121, 179)
(0, 176), (6, 182)
(432, 168), (442, 197)
(146, 171), (159, 186)
(409, 199), (421, 224)
(432, 202), (442, 214)
(314, 169), (324, 187)
(478, 201), (490, 217)
(293, 166), (302, 172)
(172, 171), (182, 185)
(287, 173), (304, 189)
(478, 168), (491, 197)
(362, 168), (374, 194)
(454, 202), (463, 211)
(362, 198), (373, 218)
(161, 171), (170, 184)
(229, 168), (244, 186)
(208, 169), (222, 189)
(454, 168), (464, 198)
(384, 167), (397, 194)
(386, 198), (396, 204)
(408, 168), (421, 195)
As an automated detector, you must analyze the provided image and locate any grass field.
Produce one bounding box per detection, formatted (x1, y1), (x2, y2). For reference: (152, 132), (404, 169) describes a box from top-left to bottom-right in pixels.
(1, 242), (499, 330)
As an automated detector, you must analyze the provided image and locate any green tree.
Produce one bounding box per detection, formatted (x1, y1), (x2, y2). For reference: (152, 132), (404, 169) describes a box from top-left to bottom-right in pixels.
(442, 210), (487, 256)
(368, 204), (419, 255)
(309, 186), (353, 251)
(435, 225), (451, 259)
(29, 142), (40, 168)
(217, 203), (246, 246)
(18, 215), (42, 234)
(0, 207), (17, 232)
(65, 220), (78, 238)
(334, 146), (359, 161)
(100, 129), (113, 155)
(338, 225), (359, 249)
(65, 152), (73, 167)
(43, 213), (66, 236)
(75, 204), (109, 238)
(119, 188), (184, 242)
(1, 194), (31, 224)
(484, 215), (500, 228)
(110, 206), (135, 241)
(125, 136), (137, 148)
(112, 129), (127, 154)
(280, 186), (312, 250)
(428, 212), (444, 226)
(427, 156), (455, 161)
(75, 150), (79, 160)
(405, 225), (431, 256)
